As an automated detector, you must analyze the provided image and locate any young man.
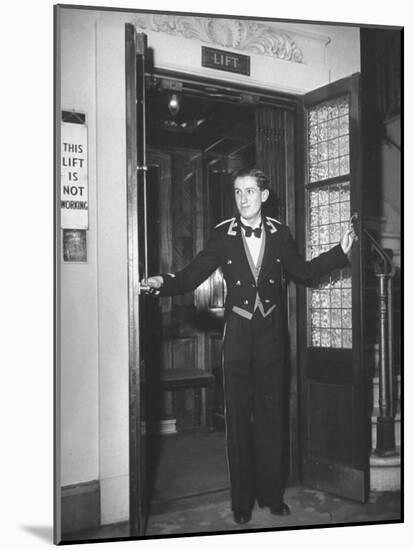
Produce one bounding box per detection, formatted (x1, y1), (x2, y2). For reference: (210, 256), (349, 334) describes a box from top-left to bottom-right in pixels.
(143, 168), (355, 525)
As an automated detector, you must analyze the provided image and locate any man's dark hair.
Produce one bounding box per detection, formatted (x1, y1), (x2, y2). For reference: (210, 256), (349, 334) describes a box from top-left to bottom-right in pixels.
(232, 167), (270, 191)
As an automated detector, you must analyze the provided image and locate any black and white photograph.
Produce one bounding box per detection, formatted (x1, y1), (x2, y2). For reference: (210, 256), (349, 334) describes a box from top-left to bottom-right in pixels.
(53, 1), (403, 546)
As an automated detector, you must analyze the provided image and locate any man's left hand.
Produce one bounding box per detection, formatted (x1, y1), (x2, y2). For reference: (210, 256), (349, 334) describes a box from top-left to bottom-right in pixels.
(340, 227), (356, 255)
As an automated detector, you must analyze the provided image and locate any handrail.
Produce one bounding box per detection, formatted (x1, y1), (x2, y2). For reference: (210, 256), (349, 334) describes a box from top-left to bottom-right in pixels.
(363, 227), (397, 277)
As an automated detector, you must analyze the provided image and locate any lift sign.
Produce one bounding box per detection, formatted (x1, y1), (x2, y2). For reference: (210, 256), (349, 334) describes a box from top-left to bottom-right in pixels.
(61, 122), (88, 229)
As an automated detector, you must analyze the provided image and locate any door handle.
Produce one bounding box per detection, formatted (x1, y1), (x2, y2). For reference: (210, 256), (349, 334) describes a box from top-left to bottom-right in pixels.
(350, 212), (359, 242)
(138, 283), (159, 295)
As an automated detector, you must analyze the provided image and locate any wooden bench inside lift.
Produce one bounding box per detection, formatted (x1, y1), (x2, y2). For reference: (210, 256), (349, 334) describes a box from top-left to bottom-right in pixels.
(160, 367), (216, 430)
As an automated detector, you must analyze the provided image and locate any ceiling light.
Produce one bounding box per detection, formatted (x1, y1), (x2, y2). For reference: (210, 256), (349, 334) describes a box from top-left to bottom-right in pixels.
(168, 93), (181, 117)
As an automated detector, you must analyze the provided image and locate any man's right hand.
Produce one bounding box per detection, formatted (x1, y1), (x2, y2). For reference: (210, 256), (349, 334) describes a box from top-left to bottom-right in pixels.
(141, 275), (164, 289)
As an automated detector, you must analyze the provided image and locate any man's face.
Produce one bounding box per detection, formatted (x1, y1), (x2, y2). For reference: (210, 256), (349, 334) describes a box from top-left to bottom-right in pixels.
(234, 175), (269, 222)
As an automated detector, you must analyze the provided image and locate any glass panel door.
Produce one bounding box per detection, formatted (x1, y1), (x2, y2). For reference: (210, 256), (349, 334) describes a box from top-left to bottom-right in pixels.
(299, 75), (369, 502)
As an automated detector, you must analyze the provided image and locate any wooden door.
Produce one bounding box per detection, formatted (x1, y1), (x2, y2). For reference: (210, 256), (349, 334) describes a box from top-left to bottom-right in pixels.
(297, 74), (369, 501)
(125, 24), (149, 536)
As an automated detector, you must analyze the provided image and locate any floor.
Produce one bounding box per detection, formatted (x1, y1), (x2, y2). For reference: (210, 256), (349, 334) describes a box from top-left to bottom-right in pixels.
(62, 430), (402, 543)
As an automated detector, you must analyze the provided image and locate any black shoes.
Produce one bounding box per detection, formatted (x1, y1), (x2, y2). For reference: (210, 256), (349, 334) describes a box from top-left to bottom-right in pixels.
(269, 502), (291, 516)
(258, 501), (291, 516)
(233, 510), (252, 525)
(233, 502), (290, 524)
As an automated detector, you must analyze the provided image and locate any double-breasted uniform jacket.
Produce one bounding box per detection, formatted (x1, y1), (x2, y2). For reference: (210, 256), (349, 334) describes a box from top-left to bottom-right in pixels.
(159, 215), (348, 317)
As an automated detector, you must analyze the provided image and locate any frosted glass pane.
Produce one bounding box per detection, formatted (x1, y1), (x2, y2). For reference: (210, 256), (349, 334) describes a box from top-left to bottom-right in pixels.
(310, 227), (319, 246)
(318, 106), (328, 122)
(319, 205), (329, 225)
(310, 166), (318, 182)
(329, 185), (340, 203)
(332, 329), (342, 348)
(309, 125), (318, 144)
(319, 188), (329, 205)
(340, 201), (350, 221)
(309, 145), (318, 164)
(329, 223), (341, 243)
(318, 122), (328, 141)
(320, 290), (330, 308)
(327, 118), (339, 138)
(320, 309), (330, 328)
(328, 138), (339, 158)
(309, 110), (318, 125)
(328, 158), (340, 178)
(321, 330), (331, 347)
(339, 135), (349, 156)
(310, 190), (319, 207)
(343, 330), (352, 348)
(343, 308), (352, 329)
(331, 289), (342, 307)
(339, 116), (349, 135)
(319, 141), (328, 161)
(312, 330), (321, 346)
(318, 161), (329, 180)
(340, 183), (350, 201)
(342, 289), (352, 308)
(310, 209), (319, 227)
(331, 203), (340, 223)
(340, 155), (350, 175)
(311, 310), (321, 327)
(320, 225), (329, 244)
(328, 104), (339, 119)
(311, 291), (321, 308)
(331, 309), (342, 328)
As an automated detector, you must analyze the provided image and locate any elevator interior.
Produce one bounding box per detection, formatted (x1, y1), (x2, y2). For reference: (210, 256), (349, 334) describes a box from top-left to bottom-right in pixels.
(141, 77), (261, 510)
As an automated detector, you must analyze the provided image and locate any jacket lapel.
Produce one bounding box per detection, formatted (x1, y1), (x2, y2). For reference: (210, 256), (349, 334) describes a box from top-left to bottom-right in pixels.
(258, 216), (279, 282)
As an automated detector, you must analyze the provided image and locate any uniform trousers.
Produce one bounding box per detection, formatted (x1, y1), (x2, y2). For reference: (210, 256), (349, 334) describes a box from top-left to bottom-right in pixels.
(222, 307), (287, 514)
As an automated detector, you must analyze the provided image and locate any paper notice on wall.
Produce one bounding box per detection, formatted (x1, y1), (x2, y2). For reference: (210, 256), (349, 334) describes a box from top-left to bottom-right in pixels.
(61, 122), (89, 229)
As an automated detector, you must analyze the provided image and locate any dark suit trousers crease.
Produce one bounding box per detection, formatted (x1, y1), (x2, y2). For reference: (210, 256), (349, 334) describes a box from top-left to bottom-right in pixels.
(223, 309), (286, 514)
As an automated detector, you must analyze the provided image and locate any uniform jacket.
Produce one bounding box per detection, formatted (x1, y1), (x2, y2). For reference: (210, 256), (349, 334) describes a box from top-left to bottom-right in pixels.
(160, 216), (348, 318)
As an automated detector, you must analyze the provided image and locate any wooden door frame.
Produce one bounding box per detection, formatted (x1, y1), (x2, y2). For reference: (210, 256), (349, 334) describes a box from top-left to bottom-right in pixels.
(126, 57), (302, 534)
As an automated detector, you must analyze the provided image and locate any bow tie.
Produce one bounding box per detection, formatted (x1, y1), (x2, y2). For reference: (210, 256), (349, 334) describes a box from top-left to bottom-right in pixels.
(241, 221), (262, 238)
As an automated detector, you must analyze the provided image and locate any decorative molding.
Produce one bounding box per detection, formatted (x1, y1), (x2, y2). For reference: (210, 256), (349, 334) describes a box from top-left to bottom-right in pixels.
(134, 15), (304, 63)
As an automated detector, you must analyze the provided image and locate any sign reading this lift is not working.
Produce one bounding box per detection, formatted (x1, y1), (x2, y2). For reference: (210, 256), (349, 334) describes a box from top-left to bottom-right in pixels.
(61, 120), (88, 229)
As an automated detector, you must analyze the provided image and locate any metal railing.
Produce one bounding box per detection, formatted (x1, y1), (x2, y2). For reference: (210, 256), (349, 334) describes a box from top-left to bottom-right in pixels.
(364, 228), (398, 456)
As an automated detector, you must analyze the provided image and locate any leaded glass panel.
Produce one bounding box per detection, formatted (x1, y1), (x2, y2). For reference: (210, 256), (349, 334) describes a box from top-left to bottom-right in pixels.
(307, 95), (350, 183)
(306, 94), (352, 349)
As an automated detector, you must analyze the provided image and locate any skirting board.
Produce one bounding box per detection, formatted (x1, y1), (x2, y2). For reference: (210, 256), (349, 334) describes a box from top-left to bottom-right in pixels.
(61, 479), (100, 536)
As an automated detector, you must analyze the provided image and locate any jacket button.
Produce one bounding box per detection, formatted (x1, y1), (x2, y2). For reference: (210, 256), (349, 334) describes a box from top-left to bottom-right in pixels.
(236, 280), (241, 286)
(269, 279), (275, 284)
(251, 283), (256, 288)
